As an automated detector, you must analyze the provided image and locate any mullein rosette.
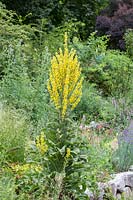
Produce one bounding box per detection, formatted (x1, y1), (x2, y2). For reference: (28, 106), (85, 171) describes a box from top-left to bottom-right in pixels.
(47, 33), (83, 119)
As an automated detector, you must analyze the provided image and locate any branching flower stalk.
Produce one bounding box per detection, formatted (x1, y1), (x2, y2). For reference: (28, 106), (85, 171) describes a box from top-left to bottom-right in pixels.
(47, 33), (83, 119)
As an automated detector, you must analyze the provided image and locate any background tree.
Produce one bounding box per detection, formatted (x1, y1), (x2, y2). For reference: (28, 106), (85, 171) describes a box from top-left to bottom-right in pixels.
(96, 0), (133, 50)
(1, 0), (109, 39)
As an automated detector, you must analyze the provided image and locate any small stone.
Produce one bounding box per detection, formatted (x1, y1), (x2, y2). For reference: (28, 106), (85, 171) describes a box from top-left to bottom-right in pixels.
(98, 182), (106, 200)
(116, 193), (121, 200)
(123, 187), (132, 198)
(108, 174), (125, 195)
(108, 181), (117, 196)
(123, 172), (133, 187)
(129, 165), (133, 172)
(89, 121), (98, 129)
(84, 188), (94, 200)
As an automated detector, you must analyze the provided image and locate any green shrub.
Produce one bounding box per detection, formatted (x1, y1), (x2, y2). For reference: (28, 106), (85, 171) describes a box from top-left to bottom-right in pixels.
(0, 104), (28, 163)
(35, 19), (85, 56)
(74, 83), (102, 120)
(124, 29), (133, 59)
(73, 33), (133, 97)
(88, 50), (133, 97)
(88, 49), (132, 97)
(0, 42), (51, 131)
(0, 2), (36, 44)
(74, 82), (119, 123)
(0, 2), (38, 79)
(72, 32), (108, 75)
(99, 50), (133, 97)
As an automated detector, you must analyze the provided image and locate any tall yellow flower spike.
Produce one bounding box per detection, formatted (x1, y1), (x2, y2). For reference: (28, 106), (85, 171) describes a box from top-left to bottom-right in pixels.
(36, 132), (48, 155)
(65, 148), (71, 159)
(47, 32), (83, 118)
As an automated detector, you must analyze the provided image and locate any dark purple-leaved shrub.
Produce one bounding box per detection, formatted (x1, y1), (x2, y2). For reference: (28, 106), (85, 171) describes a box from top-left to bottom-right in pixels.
(96, 16), (111, 34)
(96, 1), (133, 50)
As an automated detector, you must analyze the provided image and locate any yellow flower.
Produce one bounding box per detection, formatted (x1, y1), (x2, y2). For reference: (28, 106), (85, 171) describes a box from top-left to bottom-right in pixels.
(36, 132), (48, 155)
(65, 148), (71, 159)
(47, 32), (83, 118)
(10, 163), (43, 174)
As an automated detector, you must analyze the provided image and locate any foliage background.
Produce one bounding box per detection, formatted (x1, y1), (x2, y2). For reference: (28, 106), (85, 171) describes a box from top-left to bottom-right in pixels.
(0, 0), (133, 199)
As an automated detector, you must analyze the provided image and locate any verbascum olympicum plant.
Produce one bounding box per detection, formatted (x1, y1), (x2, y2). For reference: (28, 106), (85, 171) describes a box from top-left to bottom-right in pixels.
(36, 132), (48, 155)
(47, 33), (83, 118)
(65, 148), (71, 159)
